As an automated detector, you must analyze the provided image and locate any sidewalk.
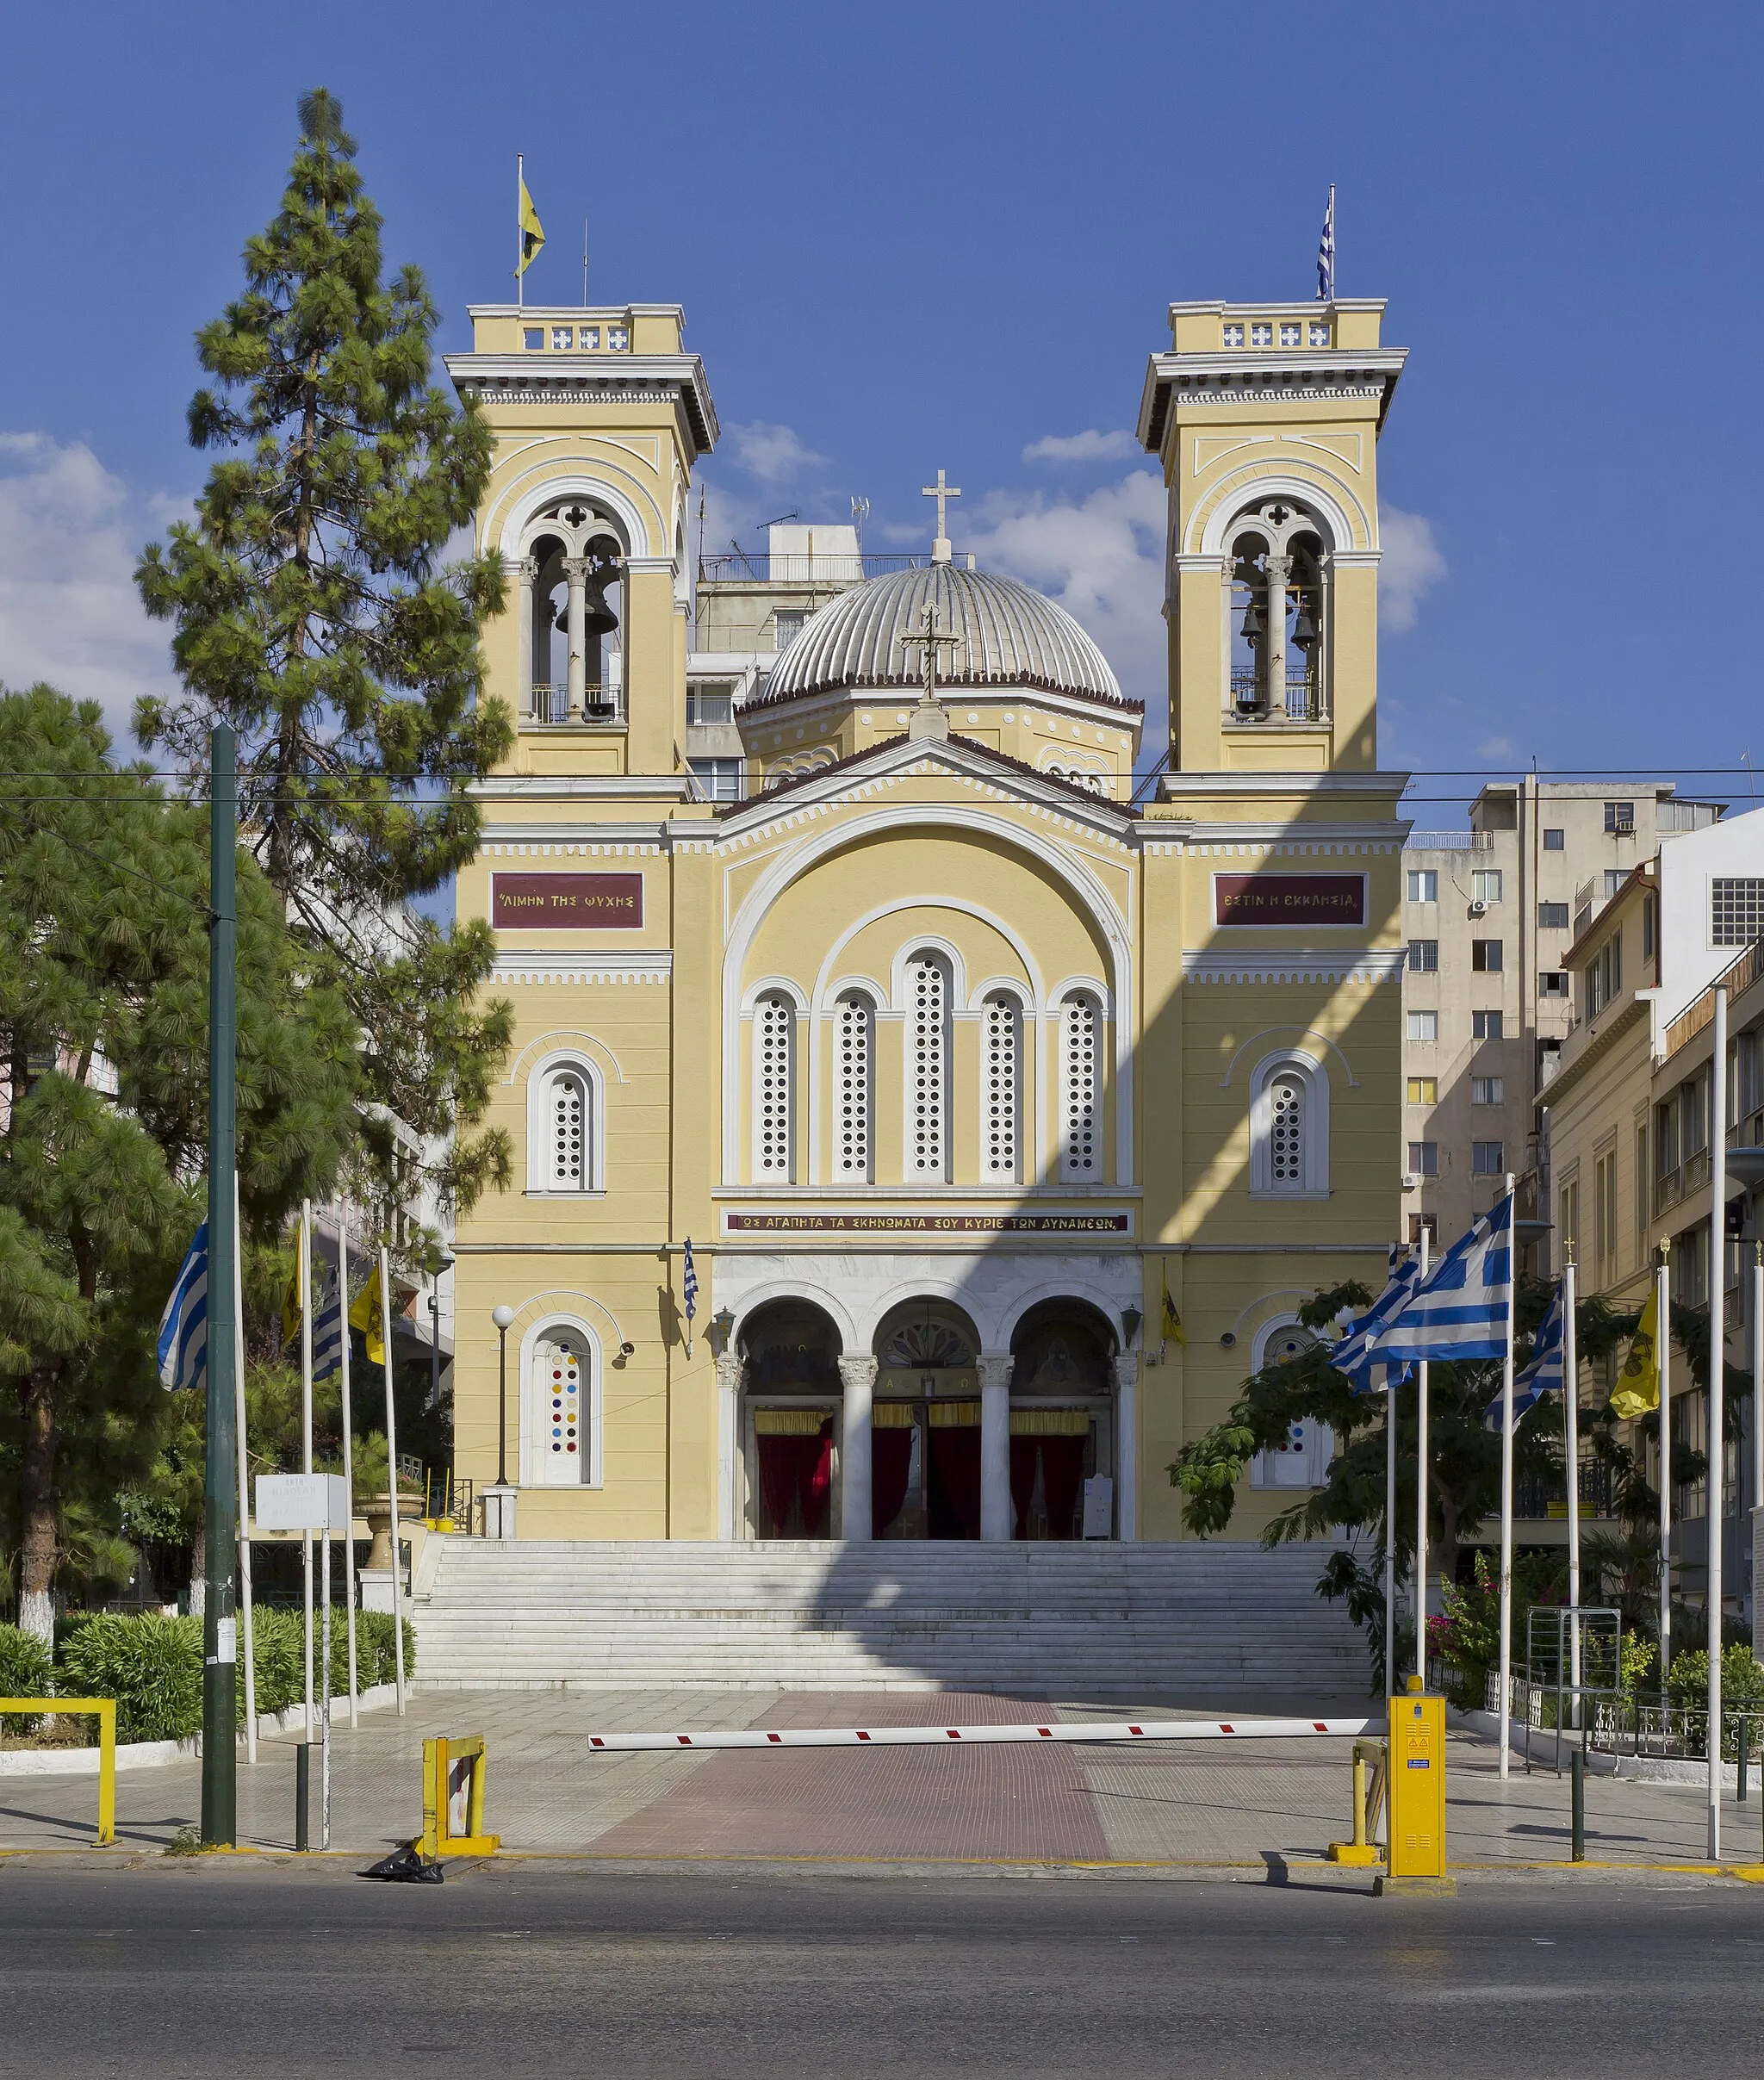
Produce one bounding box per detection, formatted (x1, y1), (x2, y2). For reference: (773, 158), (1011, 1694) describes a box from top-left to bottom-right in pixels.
(3, 1688), (1760, 1869)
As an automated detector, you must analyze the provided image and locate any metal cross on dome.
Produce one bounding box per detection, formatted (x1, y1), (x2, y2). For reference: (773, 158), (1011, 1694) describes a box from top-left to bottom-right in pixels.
(896, 599), (966, 708)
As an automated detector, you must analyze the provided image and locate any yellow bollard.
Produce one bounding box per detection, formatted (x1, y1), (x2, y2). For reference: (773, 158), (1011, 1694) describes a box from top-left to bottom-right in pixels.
(418, 1735), (500, 1860)
(0, 1696), (115, 1846)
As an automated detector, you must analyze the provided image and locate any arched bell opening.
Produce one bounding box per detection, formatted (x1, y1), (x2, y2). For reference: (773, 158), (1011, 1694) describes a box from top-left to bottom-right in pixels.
(520, 501), (627, 724)
(869, 1299), (981, 1540)
(1227, 500), (1331, 724)
(737, 1299), (842, 1539)
(1007, 1299), (1118, 1541)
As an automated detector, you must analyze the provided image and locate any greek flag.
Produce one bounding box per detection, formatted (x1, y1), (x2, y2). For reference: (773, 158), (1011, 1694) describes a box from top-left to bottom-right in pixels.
(313, 1256), (345, 1382)
(1317, 186), (1336, 301)
(1492, 1280), (1565, 1425)
(157, 1221), (209, 1393)
(1328, 1245), (1420, 1392)
(1373, 1192), (1514, 1364)
(682, 1237), (698, 1326)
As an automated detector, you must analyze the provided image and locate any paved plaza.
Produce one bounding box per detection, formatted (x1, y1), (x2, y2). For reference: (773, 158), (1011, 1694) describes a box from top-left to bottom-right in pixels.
(4, 1688), (1762, 1872)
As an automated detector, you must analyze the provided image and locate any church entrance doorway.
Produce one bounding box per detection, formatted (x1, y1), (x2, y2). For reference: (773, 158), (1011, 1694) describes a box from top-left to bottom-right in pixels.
(871, 1301), (982, 1539)
(1008, 1301), (1116, 1540)
(740, 1300), (842, 1538)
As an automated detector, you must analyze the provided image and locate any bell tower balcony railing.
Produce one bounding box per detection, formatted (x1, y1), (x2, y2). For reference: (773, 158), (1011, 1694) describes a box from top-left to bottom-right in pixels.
(526, 683), (624, 727)
(1227, 671), (1329, 724)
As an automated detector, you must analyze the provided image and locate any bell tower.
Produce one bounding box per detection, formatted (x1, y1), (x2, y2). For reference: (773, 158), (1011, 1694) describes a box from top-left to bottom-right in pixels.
(1136, 299), (1406, 774)
(446, 303), (718, 784)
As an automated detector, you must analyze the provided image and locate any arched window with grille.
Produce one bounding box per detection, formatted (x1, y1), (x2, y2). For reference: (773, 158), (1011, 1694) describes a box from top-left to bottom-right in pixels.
(1249, 1047), (1330, 1196)
(834, 992), (873, 1180)
(1059, 992), (1102, 1181)
(754, 991), (796, 1180)
(981, 993), (1022, 1181)
(525, 1319), (602, 1487)
(525, 1053), (606, 1195)
(904, 951), (951, 1181)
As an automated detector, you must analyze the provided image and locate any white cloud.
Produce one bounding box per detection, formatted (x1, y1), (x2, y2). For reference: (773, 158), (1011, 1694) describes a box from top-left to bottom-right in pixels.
(1022, 429), (1140, 464)
(963, 469), (1168, 730)
(1477, 736), (1515, 760)
(726, 420), (826, 483)
(1379, 504), (1447, 631)
(0, 432), (177, 743)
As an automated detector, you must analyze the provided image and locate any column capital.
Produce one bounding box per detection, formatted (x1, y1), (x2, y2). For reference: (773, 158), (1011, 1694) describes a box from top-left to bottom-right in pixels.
(562, 555), (594, 581)
(977, 1351), (1016, 1391)
(515, 555), (540, 583)
(1111, 1352), (1140, 1390)
(714, 1351), (742, 1393)
(836, 1355), (879, 1390)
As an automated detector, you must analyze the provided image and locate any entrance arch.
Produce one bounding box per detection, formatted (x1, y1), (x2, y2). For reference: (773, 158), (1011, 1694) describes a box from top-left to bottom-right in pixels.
(739, 1299), (842, 1538)
(870, 1300), (981, 1540)
(1008, 1300), (1118, 1540)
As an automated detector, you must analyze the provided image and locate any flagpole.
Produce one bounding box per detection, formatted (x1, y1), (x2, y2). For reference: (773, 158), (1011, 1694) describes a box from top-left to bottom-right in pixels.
(300, 1198), (314, 1748)
(517, 153), (525, 312)
(381, 1242), (407, 1716)
(1499, 1175), (1518, 1779)
(1563, 1250), (1581, 1723)
(1385, 1354), (1397, 1698)
(233, 1177), (257, 1766)
(1415, 1226), (1431, 1686)
(1753, 1239), (1762, 1658)
(336, 1199), (359, 1729)
(1707, 986), (1727, 1863)
(1660, 1239), (1673, 1690)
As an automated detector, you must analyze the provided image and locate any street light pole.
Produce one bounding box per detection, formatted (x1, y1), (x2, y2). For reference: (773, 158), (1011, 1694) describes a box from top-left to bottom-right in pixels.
(493, 1305), (516, 1491)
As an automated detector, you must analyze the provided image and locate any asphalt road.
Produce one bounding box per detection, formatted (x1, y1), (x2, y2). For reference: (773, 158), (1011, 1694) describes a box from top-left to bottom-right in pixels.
(0, 1860), (1758, 2077)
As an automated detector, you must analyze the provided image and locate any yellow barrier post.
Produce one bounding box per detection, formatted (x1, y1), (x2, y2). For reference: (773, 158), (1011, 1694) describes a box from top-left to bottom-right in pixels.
(1378, 1680), (1453, 1895)
(0, 1697), (116, 1846)
(418, 1735), (499, 1860)
(1327, 1736), (1386, 1866)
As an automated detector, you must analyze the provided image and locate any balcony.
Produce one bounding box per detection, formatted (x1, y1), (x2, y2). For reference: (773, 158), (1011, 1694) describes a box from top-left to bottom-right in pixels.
(525, 684), (623, 728)
(1226, 672), (1329, 725)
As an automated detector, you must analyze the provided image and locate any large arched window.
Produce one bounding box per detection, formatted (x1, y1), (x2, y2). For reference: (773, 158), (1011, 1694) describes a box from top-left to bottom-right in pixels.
(1249, 1047), (1331, 1197)
(834, 991), (873, 1181)
(754, 992), (796, 1180)
(525, 1053), (606, 1195)
(527, 1321), (600, 1487)
(904, 952), (951, 1181)
(1059, 992), (1102, 1181)
(981, 993), (1022, 1181)
(1226, 498), (1330, 724)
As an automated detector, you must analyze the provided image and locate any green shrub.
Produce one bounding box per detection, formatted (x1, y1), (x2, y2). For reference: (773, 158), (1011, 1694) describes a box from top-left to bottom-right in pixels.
(1666, 1644), (1764, 1760)
(59, 1614), (202, 1744)
(0, 1624), (54, 1736)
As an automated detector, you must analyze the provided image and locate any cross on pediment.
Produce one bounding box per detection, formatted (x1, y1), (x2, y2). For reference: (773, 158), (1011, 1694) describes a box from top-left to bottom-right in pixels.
(896, 599), (965, 709)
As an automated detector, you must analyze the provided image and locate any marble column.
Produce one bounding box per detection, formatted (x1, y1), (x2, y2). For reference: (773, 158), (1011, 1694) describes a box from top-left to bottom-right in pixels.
(515, 556), (538, 718)
(837, 1356), (877, 1542)
(1112, 1353), (1139, 1540)
(715, 1350), (742, 1541)
(978, 1350), (1016, 1541)
(563, 556), (591, 720)
(1264, 552), (1290, 715)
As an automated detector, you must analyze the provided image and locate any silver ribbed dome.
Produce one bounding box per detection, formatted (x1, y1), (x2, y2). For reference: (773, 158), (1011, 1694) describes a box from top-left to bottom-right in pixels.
(764, 562), (1124, 705)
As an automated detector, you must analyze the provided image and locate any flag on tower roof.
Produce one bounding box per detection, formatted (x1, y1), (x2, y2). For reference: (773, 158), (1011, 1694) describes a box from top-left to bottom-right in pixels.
(1372, 1192), (1514, 1365)
(1316, 186), (1336, 301)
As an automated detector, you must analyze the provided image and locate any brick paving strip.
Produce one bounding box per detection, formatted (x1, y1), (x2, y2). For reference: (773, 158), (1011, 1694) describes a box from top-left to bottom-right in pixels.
(3, 1692), (1761, 1870)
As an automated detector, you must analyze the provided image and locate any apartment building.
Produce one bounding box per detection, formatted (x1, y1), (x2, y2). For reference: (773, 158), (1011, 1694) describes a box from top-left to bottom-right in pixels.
(1401, 782), (1722, 1264)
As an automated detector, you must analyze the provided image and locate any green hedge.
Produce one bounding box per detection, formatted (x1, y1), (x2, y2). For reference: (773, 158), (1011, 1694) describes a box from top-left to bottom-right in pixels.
(0, 1624), (54, 1736)
(53, 1609), (416, 1745)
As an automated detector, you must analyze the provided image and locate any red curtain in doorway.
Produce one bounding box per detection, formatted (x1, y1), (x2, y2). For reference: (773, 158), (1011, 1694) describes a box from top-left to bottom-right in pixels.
(928, 1424), (982, 1539)
(1039, 1435), (1087, 1540)
(756, 1422), (835, 1536)
(1009, 1437), (1039, 1540)
(872, 1428), (914, 1537)
(801, 1422), (833, 1537)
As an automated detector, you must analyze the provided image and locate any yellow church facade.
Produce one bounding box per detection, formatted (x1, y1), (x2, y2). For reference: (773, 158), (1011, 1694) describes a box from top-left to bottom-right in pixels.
(444, 294), (1408, 1548)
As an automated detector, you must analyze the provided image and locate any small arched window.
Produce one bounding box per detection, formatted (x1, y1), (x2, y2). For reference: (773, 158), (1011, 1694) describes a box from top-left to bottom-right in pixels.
(754, 992), (795, 1180)
(1249, 1048), (1330, 1197)
(905, 952), (950, 1181)
(834, 992), (873, 1180)
(981, 994), (1022, 1181)
(526, 1055), (605, 1195)
(1059, 992), (1102, 1180)
(529, 1324), (599, 1486)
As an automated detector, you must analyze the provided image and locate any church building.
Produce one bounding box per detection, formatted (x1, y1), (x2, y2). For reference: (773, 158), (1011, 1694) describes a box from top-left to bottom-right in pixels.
(444, 293), (1408, 1550)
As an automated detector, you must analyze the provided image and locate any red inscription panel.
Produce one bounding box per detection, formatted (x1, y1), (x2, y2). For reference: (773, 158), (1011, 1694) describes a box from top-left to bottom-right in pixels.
(493, 872), (644, 929)
(1213, 873), (1366, 928)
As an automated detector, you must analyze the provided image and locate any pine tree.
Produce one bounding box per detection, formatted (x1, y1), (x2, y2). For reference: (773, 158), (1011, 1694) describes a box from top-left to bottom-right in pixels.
(135, 88), (515, 1227)
(0, 686), (358, 1641)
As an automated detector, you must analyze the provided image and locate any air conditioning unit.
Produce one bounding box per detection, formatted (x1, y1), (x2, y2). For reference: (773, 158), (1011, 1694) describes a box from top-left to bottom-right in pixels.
(1401, 1172), (1420, 1191)
(1468, 899), (1488, 917)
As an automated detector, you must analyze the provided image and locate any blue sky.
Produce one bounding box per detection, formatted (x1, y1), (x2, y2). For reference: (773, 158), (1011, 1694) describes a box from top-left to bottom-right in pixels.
(2, 0), (1759, 812)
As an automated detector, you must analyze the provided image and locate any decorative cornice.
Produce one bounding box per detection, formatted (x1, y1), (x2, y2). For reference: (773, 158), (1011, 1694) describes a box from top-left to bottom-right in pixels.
(1182, 949), (1407, 986)
(470, 776), (695, 800)
(489, 952), (674, 986)
(1538, 996), (1649, 1110)
(483, 839), (661, 857)
(479, 823), (672, 846)
(1138, 347), (1407, 451)
(443, 350), (718, 455)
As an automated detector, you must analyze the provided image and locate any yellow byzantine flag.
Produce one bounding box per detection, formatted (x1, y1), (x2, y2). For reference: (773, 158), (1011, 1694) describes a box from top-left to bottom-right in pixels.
(281, 1228), (306, 1352)
(1161, 1268), (1187, 1347)
(518, 174), (545, 276)
(1610, 1282), (1661, 1420)
(348, 1274), (386, 1369)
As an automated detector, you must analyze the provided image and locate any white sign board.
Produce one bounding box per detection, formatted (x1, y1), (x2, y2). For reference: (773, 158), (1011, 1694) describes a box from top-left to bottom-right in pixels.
(1081, 1475), (1114, 1539)
(255, 1472), (350, 1531)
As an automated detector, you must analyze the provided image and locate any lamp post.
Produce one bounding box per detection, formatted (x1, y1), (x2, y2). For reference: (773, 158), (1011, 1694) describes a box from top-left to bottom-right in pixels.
(487, 1304), (517, 1542)
(429, 1254), (455, 1414)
